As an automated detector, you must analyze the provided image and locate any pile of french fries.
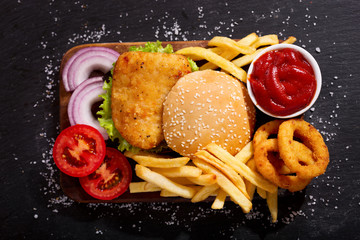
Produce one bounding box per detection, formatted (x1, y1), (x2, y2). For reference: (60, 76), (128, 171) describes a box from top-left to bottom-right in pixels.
(125, 142), (278, 222)
(176, 33), (296, 83)
(126, 33), (297, 222)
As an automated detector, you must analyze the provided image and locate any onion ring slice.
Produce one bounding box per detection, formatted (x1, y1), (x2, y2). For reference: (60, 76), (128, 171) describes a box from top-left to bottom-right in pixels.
(67, 76), (108, 139)
(62, 47), (120, 91)
(254, 139), (312, 192)
(278, 119), (329, 179)
(253, 120), (283, 149)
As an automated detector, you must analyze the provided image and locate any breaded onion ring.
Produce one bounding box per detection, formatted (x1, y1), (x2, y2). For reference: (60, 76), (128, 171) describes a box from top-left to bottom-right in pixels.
(253, 120), (283, 149)
(253, 120), (289, 174)
(254, 139), (312, 192)
(278, 119), (329, 179)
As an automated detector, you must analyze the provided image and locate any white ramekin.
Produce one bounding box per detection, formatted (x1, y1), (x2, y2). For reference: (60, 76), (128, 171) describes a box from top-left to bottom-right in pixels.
(246, 44), (322, 119)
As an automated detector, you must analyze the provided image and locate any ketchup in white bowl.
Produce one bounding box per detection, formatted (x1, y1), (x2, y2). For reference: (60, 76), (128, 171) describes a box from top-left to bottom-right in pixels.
(247, 44), (321, 118)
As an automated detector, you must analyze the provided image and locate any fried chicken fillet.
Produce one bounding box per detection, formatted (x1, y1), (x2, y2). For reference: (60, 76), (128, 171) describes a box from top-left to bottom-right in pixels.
(111, 51), (192, 149)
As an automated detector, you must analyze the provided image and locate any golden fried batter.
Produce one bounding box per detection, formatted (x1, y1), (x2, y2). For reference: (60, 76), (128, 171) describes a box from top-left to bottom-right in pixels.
(111, 51), (192, 149)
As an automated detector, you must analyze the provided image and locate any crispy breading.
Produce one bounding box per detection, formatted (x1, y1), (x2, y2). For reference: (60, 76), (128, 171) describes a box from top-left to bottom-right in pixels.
(111, 51), (192, 149)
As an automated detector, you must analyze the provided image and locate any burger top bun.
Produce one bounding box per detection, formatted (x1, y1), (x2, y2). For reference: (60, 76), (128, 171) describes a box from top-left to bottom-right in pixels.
(162, 69), (256, 158)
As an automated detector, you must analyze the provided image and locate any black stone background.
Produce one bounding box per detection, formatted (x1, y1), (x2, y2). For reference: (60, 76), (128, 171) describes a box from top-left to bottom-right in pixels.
(1, 0), (359, 239)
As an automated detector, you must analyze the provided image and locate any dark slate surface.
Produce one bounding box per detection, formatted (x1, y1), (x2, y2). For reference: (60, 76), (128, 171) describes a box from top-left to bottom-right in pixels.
(1, 0), (359, 239)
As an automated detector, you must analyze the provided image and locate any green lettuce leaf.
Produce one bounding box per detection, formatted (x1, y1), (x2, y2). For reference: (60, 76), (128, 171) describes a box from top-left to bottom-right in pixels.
(187, 58), (199, 72)
(129, 40), (174, 53)
(97, 41), (198, 153)
(129, 41), (199, 71)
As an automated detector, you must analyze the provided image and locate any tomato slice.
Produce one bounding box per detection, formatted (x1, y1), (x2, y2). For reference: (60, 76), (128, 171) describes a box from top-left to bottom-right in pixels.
(53, 124), (106, 177)
(79, 147), (132, 200)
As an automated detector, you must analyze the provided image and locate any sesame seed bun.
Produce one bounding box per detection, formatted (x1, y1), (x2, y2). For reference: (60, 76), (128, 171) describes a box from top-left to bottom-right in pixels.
(162, 69), (256, 158)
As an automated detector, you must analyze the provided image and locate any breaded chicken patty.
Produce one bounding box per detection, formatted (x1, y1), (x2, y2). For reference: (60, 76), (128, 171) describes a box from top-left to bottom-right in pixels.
(111, 51), (192, 149)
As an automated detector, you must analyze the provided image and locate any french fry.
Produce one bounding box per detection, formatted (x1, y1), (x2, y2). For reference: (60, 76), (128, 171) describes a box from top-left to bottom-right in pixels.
(231, 48), (265, 68)
(209, 33), (257, 54)
(234, 141), (254, 163)
(250, 34), (279, 49)
(129, 182), (161, 193)
(192, 158), (252, 213)
(232, 34), (283, 69)
(201, 33), (258, 70)
(257, 187), (267, 199)
(208, 33), (258, 55)
(191, 184), (219, 203)
(168, 177), (195, 185)
(135, 164), (196, 199)
(209, 47), (224, 56)
(160, 186), (202, 197)
(237, 32), (259, 46)
(208, 36), (256, 55)
(150, 166), (202, 178)
(175, 47), (247, 82)
(282, 36), (297, 44)
(266, 187), (278, 223)
(244, 159), (257, 200)
(187, 173), (217, 186)
(160, 189), (179, 197)
(195, 150), (249, 199)
(205, 143), (277, 193)
(211, 189), (228, 209)
(179, 33), (257, 62)
(124, 151), (190, 168)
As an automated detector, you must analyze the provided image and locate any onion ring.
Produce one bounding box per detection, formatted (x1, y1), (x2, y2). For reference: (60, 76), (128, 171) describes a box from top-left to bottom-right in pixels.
(278, 118), (329, 179)
(62, 47), (120, 91)
(254, 139), (312, 192)
(253, 120), (283, 149)
(67, 76), (108, 139)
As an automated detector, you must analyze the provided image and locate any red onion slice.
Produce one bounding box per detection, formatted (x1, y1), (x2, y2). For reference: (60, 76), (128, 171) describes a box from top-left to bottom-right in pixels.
(67, 76), (108, 140)
(62, 47), (120, 92)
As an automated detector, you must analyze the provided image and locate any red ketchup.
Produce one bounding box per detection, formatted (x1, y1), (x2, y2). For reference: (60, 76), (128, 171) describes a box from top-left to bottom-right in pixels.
(249, 48), (317, 116)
